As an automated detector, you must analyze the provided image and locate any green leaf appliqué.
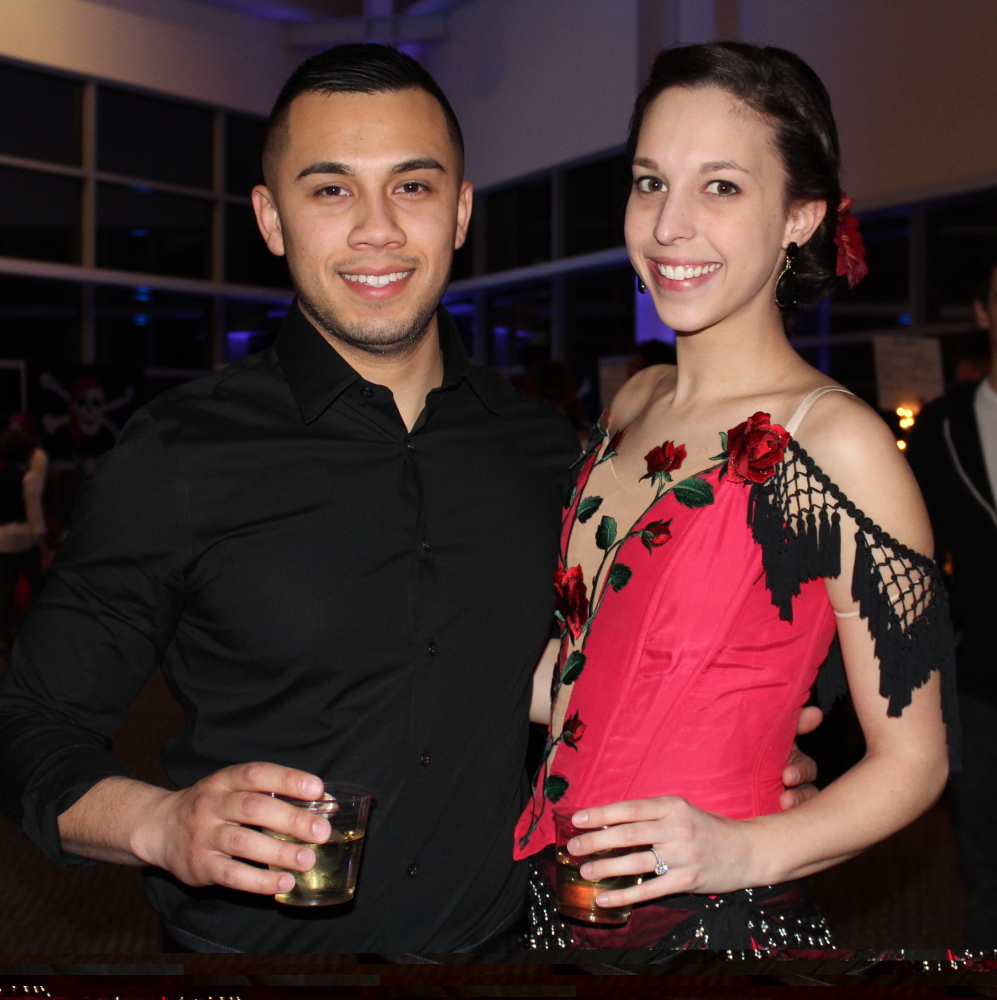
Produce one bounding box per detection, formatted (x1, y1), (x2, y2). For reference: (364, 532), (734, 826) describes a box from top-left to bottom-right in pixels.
(561, 650), (587, 684)
(672, 477), (715, 508)
(595, 515), (618, 550)
(608, 563), (633, 591)
(544, 774), (569, 803)
(577, 495), (603, 524)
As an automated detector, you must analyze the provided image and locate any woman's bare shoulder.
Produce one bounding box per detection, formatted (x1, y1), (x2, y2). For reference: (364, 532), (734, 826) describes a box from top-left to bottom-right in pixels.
(793, 391), (932, 555)
(610, 364), (676, 429)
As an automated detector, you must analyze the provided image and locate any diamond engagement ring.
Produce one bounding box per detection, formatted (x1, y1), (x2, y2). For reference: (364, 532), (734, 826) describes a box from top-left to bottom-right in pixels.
(650, 846), (669, 876)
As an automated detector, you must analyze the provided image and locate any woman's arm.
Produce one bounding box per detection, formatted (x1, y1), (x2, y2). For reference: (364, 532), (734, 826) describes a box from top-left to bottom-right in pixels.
(567, 394), (949, 903)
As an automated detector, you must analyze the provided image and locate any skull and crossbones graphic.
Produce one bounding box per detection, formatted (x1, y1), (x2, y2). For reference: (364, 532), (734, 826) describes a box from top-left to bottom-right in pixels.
(40, 371), (135, 447)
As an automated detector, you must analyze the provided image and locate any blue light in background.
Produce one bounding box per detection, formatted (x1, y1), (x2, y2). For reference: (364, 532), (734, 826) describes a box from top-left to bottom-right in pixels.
(130, 229), (149, 238)
(134, 285), (151, 302)
(635, 281), (676, 344)
(134, 314), (148, 326)
(898, 313), (912, 326)
(227, 330), (254, 361)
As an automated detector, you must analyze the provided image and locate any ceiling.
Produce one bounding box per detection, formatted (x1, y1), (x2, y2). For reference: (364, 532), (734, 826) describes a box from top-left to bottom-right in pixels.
(186, 0), (437, 20)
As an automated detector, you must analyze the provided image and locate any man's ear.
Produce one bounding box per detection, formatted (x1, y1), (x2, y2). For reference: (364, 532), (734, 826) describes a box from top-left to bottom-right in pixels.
(785, 198), (827, 250)
(974, 299), (992, 331)
(454, 180), (473, 251)
(252, 185), (286, 257)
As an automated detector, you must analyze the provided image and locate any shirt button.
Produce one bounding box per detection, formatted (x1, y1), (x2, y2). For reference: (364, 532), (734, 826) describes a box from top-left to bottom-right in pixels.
(407, 863), (420, 877)
(427, 640), (437, 656)
(360, 385), (373, 398)
(422, 538), (430, 551)
(405, 438), (415, 451)
(420, 752), (431, 767)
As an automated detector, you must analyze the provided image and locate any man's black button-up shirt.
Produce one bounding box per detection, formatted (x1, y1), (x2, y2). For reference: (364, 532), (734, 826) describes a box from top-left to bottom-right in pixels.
(0, 302), (578, 953)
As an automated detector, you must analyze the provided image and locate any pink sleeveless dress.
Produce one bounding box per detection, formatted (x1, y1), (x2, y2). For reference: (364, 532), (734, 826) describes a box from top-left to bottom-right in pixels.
(515, 394), (957, 951)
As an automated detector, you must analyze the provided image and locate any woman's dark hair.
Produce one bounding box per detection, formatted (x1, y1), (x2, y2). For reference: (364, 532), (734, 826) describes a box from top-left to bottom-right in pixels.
(263, 43), (464, 183)
(628, 42), (843, 315)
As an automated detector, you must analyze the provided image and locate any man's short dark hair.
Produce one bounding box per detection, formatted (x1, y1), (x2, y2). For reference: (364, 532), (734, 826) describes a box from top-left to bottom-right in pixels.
(263, 43), (464, 183)
(973, 258), (997, 306)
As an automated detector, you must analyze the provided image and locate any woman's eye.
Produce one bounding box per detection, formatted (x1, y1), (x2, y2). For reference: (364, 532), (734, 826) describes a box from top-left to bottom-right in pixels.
(635, 176), (664, 194)
(705, 180), (740, 197)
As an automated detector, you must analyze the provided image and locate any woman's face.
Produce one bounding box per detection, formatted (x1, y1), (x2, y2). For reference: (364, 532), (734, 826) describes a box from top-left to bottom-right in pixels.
(625, 85), (817, 334)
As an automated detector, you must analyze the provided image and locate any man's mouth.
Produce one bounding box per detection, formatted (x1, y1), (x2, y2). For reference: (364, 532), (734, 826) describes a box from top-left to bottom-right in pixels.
(341, 270), (415, 287)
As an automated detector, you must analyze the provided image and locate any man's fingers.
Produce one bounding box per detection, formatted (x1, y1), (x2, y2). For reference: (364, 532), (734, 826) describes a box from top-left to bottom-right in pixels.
(206, 854), (297, 896)
(219, 791), (330, 846)
(219, 824), (317, 873)
(795, 705), (823, 737)
(230, 761), (324, 800)
(779, 783), (819, 811)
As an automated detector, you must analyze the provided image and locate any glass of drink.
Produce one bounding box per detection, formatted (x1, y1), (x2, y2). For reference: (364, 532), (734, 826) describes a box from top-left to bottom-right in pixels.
(552, 808), (643, 924)
(265, 781), (372, 907)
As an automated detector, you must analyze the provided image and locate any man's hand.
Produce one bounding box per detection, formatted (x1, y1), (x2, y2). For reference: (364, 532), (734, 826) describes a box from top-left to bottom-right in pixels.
(779, 706), (822, 811)
(60, 763), (330, 897)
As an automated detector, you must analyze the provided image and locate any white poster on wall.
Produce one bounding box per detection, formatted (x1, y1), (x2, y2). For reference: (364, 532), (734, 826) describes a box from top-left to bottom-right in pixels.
(873, 335), (945, 413)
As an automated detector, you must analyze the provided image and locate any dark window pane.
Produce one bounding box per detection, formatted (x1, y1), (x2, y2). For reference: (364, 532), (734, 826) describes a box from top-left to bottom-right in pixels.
(97, 183), (212, 279)
(0, 166), (80, 263)
(0, 63), (81, 165)
(223, 299), (288, 363)
(226, 113), (267, 196)
(566, 268), (634, 362)
(225, 203), (290, 288)
(927, 190), (997, 318)
(98, 87), (213, 189)
(95, 286), (212, 370)
(486, 283), (550, 368)
(485, 179), (551, 273)
(0, 275), (79, 369)
(842, 214), (910, 304)
(563, 155), (629, 257)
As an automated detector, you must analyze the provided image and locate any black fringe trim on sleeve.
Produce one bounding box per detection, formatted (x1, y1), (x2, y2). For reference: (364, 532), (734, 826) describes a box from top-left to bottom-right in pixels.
(748, 440), (961, 769)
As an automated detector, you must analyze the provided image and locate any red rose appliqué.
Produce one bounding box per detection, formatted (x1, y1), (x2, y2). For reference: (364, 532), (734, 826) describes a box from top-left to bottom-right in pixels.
(554, 565), (589, 640)
(644, 440), (687, 478)
(726, 412), (790, 484)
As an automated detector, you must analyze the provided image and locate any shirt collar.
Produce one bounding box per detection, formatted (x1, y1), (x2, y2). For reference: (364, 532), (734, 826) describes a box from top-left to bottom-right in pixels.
(275, 299), (514, 423)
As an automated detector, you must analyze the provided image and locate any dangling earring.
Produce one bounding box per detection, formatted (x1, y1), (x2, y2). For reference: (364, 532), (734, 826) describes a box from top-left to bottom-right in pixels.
(637, 275), (647, 294)
(775, 242), (799, 308)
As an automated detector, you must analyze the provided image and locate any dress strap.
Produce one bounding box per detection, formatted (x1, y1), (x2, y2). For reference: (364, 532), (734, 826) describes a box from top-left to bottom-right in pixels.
(785, 386), (855, 436)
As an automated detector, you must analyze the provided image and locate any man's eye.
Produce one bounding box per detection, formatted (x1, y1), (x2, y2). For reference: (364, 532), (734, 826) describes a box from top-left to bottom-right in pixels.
(318, 185), (348, 197)
(398, 181), (428, 194)
(705, 180), (739, 197)
(635, 176), (664, 193)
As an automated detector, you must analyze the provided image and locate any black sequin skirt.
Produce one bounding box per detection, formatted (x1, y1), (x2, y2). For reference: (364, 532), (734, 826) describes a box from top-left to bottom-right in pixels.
(525, 847), (832, 953)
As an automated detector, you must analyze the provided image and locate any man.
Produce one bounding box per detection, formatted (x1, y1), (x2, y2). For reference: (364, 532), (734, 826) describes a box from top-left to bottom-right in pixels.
(0, 44), (816, 955)
(908, 258), (997, 949)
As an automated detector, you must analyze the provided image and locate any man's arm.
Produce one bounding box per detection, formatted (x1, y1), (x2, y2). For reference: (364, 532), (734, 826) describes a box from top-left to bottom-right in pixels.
(0, 412), (324, 893)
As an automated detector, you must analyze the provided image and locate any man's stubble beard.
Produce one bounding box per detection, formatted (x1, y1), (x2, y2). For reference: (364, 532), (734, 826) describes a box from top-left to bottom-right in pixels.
(295, 269), (447, 358)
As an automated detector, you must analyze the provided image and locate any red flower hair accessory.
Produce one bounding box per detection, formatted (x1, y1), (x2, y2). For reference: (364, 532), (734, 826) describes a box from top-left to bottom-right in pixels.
(834, 194), (868, 289)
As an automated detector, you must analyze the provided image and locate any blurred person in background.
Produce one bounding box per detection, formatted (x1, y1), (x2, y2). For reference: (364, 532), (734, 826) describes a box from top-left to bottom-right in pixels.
(524, 359), (589, 445)
(907, 258), (997, 948)
(626, 337), (677, 379)
(0, 425), (46, 656)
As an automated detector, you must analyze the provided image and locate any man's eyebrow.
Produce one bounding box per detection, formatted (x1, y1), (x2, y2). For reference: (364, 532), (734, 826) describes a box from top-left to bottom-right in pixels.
(392, 158), (445, 174)
(700, 159), (750, 173)
(297, 161), (354, 179)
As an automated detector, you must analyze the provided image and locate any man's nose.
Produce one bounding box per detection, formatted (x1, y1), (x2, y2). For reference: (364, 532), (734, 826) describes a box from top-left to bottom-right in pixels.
(348, 192), (406, 250)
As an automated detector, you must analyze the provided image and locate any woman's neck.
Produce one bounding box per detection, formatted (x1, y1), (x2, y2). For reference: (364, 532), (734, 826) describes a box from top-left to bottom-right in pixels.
(670, 298), (805, 407)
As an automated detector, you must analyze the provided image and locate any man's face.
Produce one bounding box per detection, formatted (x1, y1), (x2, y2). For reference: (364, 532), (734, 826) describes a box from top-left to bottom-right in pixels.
(253, 88), (471, 355)
(974, 267), (997, 349)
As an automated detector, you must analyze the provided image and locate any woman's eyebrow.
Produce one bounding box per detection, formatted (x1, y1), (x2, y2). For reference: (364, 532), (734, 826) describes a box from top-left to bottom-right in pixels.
(700, 159), (751, 173)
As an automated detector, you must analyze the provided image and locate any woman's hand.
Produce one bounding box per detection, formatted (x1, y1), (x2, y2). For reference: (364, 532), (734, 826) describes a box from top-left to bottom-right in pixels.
(565, 796), (757, 908)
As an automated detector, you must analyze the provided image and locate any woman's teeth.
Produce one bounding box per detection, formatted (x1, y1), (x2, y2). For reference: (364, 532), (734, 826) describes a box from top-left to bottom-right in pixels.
(343, 270), (414, 286)
(656, 262), (722, 280)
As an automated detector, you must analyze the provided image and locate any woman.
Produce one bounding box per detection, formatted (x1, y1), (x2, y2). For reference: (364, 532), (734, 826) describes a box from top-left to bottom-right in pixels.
(514, 42), (955, 950)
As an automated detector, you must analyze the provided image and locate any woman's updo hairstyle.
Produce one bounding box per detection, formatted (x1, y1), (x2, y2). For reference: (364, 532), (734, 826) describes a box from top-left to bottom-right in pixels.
(628, 42), (843, 315)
